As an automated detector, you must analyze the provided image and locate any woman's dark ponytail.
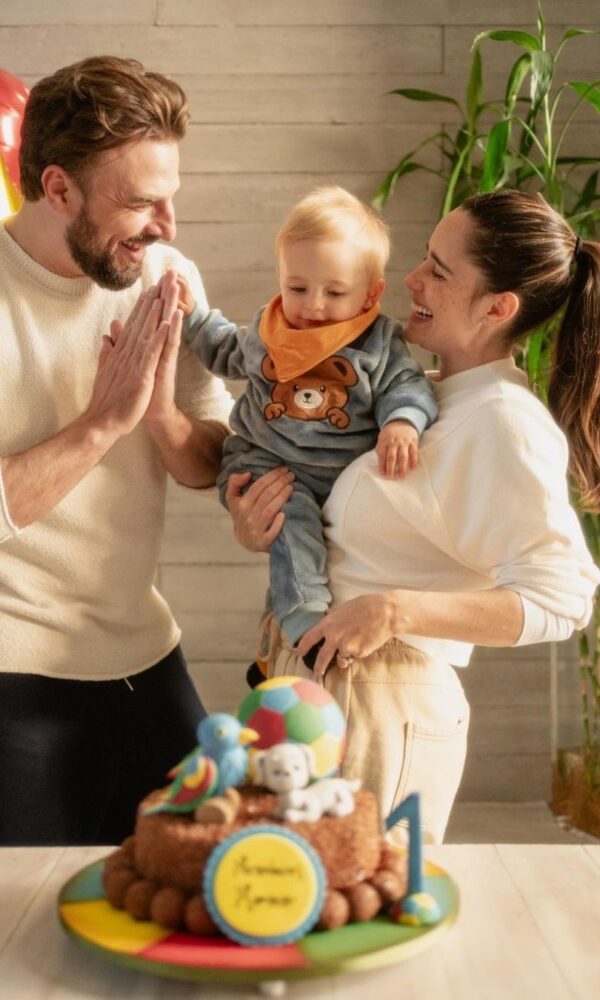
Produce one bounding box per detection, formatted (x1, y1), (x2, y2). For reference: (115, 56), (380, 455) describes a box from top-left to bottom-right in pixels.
(463, 190), (600, 511)
(548, 241), (600, 510)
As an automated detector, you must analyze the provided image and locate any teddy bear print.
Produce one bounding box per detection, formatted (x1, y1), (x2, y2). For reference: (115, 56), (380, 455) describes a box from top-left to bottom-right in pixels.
(262, 354), (359, 429)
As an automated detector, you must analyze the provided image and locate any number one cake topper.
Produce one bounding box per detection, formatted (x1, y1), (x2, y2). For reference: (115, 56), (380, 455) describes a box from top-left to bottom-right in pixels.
(385, 793), (442, 927)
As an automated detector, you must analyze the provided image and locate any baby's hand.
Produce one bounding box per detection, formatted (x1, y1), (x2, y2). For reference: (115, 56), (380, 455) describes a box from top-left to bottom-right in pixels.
(376, 419), (419, 478)
(158, 269), (196, 317)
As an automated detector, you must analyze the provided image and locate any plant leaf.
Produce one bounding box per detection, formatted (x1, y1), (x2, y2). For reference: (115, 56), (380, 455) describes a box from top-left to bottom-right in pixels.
(556, 29), (600, 63)
(557, 155), (600, 165)
(514, 163), (538, 184)
(442, 138), (477, 214)
(530, 50), (554, 111)
(537, 1), (545, 42)
(580, 512), (600, 563)
(371, 171), (395, 210)
(372, 159), (424, 209)
(466, 47), (483, 131)
(561, 28), (599, 44)
(567, 207), (600, 227)
(578, 170), (599, 209)
(388, 88), (459, 107)
(371, 129), (449, 207)
(546, 175), (563, 211)
(453, 123), (472, 156)
(505, 53), (531, 114)
(569, 81), (600, 116)
(564, 169), (599, 213)
(472, 29), (540, 52)
(480, 120), (510, 191)
(526, 328), (544, 385)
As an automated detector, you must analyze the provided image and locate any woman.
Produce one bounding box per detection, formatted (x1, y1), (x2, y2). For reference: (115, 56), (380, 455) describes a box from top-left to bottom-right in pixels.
(225, 190), (600, 844)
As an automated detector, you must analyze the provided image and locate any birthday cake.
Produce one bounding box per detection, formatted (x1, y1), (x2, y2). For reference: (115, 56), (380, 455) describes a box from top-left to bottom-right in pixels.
(102, 676), (428, 944)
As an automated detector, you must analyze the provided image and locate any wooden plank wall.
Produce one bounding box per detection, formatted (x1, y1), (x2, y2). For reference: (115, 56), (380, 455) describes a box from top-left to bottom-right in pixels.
(1, 0), (597, 800)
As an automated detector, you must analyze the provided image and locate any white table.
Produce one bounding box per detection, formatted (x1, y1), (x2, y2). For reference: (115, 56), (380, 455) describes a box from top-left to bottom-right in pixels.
(0, 844), (598, 999)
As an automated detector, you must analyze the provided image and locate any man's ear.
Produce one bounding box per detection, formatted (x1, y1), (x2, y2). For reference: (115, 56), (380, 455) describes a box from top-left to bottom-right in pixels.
(485, 290), (520, 327)
(40, 165), (81, 217)
(363, 278), (385, 310)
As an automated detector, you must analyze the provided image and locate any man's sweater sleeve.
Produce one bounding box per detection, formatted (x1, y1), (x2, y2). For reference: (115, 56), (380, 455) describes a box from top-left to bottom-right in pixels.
(0, 461), (19, 543)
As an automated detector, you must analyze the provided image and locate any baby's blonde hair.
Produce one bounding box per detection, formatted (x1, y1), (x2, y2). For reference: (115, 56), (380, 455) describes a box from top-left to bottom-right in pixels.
(275, 186), (390, 284)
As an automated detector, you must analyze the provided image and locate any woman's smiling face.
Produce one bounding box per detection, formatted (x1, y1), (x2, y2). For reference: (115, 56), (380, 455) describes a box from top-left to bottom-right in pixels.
(403, 208), (508, 375)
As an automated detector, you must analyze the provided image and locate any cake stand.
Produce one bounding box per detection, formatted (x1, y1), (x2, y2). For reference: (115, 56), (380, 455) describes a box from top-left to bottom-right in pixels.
(58, 854), (459, 993)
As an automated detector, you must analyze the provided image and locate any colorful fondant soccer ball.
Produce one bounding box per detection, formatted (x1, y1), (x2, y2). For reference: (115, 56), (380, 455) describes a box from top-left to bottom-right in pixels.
(237, 676), (346, 780)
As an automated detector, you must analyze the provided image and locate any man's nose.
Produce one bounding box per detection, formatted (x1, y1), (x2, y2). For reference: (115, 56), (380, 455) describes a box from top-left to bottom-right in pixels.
(148, 200), (176, 243)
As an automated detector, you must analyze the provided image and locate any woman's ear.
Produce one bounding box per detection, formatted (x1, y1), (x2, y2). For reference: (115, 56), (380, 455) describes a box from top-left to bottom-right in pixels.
(363, 278), (385, 310)
(485, 290), (520, 327)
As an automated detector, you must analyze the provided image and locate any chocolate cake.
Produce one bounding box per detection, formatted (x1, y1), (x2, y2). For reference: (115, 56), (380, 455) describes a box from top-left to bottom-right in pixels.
(103, 784), (407, 934)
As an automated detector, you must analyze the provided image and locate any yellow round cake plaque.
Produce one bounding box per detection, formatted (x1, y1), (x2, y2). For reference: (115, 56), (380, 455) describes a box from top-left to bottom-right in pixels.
(203, 825), (326, 946)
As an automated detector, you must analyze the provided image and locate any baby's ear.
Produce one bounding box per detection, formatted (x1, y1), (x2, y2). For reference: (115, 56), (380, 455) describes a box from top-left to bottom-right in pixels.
(364, 278), (385, 310)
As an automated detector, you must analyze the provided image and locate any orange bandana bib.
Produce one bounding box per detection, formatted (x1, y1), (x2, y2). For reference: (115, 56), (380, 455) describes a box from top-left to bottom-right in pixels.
(258, 295), (380, 381)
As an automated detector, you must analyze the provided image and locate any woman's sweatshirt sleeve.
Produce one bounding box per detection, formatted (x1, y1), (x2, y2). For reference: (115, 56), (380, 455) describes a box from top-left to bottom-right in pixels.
(431, 399), (600, 633)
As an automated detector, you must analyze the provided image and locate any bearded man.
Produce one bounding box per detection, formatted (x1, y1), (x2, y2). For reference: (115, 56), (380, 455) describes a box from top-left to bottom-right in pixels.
(0, 57), (232, 845)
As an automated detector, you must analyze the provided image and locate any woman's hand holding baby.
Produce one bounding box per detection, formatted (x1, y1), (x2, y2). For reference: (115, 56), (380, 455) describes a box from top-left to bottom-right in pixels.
(296, 592), (402, 677)
(376, 419), (419, 478)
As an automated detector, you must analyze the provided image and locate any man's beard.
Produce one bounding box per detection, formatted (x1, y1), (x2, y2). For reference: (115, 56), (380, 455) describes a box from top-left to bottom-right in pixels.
(65, 203), (156, 290)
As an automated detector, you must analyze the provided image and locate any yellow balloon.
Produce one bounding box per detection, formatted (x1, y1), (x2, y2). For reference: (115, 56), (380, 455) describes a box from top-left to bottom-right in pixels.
(0, 152), (21, 221)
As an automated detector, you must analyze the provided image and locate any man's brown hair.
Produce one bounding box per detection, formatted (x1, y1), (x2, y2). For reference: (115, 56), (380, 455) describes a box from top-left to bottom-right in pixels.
(19, 55), (189, 201)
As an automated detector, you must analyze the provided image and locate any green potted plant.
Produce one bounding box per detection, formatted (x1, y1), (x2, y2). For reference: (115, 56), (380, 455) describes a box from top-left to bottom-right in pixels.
(374, 3), (600, 837)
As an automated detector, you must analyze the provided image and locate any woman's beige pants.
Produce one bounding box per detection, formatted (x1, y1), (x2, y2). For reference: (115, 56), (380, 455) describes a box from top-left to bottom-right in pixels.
(260, 620), (470, 845)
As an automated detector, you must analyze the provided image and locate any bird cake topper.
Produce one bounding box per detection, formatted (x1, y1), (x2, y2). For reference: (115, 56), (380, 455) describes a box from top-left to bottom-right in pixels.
(142, 713), (259, 817)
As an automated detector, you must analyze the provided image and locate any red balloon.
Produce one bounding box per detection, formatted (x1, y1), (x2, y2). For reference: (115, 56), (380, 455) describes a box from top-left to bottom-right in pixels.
(0, 69), (30, 190)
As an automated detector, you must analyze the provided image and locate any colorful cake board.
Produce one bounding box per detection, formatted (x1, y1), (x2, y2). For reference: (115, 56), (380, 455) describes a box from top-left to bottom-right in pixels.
(58, 855), (459, 987)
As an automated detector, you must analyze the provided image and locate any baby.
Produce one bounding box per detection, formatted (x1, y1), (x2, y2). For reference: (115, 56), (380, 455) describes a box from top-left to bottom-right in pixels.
(173, 186), (437, 674)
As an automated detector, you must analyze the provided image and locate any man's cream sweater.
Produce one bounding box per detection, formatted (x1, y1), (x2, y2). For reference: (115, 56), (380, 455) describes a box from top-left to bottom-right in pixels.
(0, 225), (231, 679)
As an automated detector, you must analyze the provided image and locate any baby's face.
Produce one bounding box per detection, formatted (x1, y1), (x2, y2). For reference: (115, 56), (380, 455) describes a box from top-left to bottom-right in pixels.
(278, 239), (383, 329)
